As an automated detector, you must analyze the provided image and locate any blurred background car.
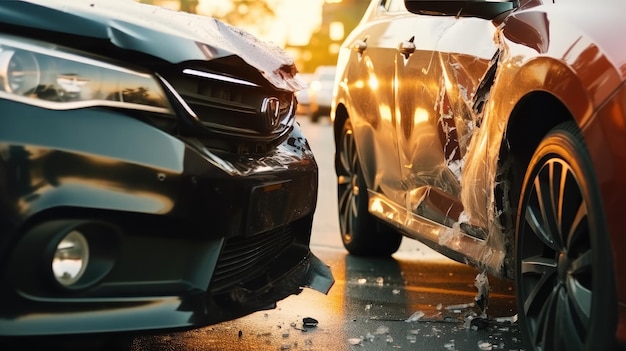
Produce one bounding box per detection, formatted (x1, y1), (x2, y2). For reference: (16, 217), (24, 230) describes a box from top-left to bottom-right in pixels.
(0, 0), (333, 338)
(307, 65), (336, 123)
(295, 73), (313, 116)
(331, 0), (626, 349)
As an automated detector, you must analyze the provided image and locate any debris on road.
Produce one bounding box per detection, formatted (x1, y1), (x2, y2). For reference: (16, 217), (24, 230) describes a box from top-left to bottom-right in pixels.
(303, 317), (318, 328)
(495, 314), (518, 324)
(477, 340), (493, 350)
(474, 272), (490, 313)
(405, 310), (425, 322)
(470, 318), (490, 330)
(348, 337), (363, 345)
(444, 302), (475, 310)
(374, 325), (390, 335)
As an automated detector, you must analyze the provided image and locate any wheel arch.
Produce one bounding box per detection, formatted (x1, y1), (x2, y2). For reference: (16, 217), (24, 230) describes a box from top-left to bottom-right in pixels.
(496, 91), (573, 278)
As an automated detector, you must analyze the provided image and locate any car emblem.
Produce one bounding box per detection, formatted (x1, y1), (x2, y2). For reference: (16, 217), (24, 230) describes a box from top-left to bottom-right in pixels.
(261, 97), (281, 128)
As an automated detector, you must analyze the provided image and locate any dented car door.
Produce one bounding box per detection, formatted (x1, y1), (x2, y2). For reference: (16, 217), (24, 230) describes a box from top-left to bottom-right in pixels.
(394, 9), (498, 240)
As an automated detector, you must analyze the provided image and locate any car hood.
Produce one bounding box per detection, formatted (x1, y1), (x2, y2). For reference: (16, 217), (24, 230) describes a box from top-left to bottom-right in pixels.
(0, 0), (305, 92)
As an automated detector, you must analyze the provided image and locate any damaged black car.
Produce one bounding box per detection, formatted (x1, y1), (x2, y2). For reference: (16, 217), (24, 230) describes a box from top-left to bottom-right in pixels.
(0, 0), (333, 337)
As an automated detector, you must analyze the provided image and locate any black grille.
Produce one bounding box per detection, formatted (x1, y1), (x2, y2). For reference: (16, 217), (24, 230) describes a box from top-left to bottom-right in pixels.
(166, 68), (295, 136)
(210, 225), (295, 292)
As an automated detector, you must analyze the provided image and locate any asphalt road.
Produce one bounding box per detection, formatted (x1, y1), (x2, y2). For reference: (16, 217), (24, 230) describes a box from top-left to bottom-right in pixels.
(4, 116), (524, 350)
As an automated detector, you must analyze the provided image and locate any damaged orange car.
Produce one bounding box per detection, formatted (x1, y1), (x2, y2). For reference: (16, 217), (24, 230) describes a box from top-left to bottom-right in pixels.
(332, 0), (626, 349)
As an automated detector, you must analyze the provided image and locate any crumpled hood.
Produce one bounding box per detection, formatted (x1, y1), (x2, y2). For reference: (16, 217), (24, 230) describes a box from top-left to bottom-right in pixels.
(0, 0), (305, 92)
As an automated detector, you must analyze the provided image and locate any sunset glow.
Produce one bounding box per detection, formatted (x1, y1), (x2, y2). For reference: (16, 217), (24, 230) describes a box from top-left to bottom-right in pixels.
(197, 0), (325, 47)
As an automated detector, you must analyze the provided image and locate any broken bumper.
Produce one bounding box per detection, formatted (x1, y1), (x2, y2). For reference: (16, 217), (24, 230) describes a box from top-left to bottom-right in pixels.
(0, 101), (334, 337)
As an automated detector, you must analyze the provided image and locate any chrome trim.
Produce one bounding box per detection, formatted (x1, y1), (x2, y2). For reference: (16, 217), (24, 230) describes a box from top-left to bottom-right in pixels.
(260, 96), (281, 128)
(156, 73), (198, 118)
(0, 90), (172, 114)
(183, 68), (259, 87)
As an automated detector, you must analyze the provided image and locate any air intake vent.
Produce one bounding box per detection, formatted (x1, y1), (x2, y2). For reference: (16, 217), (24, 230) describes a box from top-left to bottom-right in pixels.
(210, 225), (295, 292)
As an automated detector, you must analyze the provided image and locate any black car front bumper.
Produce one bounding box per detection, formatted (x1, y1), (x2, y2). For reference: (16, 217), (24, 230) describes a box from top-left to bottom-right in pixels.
(0, 100), (333, 336)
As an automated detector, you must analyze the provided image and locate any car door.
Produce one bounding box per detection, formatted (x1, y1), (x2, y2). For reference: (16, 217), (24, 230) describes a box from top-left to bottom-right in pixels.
(341, 0), (411, 206)
(394, 0), (499, 230)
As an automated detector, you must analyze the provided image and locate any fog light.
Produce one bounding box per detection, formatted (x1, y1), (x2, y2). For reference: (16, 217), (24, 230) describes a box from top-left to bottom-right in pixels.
(52, 230), (90, 286)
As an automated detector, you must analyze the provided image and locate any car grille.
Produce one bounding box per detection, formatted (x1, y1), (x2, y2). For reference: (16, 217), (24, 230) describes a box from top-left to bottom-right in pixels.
(183, 82), (293, 133)
(161, 67), (296, 153)
(210, 225), (295, 292)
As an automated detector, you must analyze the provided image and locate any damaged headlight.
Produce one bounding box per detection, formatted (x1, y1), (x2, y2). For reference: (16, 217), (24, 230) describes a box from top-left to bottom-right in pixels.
(0, 34), (172, 113)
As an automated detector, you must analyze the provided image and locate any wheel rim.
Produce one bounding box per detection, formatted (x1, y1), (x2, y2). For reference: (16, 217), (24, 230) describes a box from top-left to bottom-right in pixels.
(337, 123), (359, 244)
(518, 157), (592, 351)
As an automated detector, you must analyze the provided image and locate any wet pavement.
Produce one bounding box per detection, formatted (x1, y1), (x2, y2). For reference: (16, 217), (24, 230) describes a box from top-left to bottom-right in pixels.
(124, 247), (522, 351)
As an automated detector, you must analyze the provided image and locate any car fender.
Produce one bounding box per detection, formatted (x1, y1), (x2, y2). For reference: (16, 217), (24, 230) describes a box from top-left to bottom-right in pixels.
(0, 101), (186, 225)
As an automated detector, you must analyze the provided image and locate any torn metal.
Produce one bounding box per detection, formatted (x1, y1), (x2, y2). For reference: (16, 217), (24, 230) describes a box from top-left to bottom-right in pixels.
(361, 16), (512, 277)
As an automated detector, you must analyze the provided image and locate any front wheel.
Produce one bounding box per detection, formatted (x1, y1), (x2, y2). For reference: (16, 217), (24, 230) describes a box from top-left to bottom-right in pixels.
(336, 118), (402, 256)
(515, 122), (616, 350)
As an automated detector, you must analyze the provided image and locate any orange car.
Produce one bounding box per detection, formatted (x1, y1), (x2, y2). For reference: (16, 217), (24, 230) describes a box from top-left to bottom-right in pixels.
(332, 0), (626, 349)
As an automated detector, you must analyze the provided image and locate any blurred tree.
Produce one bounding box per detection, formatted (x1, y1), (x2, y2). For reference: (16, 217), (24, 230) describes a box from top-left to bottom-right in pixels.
(180, 0), (198, 13)
(302, 0), (369, 72)
(220, 0), (276, 39)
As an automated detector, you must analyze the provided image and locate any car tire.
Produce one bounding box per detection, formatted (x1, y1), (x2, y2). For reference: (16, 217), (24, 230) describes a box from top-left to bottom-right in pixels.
(337, 118), (402, 256)
(515, 122), (616, 351)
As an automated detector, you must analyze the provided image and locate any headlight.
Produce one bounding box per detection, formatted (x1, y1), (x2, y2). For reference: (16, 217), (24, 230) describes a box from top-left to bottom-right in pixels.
(0, 34), (172, 113)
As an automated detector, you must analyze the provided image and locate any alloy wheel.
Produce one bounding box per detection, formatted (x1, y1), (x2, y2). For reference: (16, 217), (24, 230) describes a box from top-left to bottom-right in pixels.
(516, 123), (615, 350)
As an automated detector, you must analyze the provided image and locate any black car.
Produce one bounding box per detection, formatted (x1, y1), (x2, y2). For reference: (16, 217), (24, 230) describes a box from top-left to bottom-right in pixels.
(0, 0), (333, 338)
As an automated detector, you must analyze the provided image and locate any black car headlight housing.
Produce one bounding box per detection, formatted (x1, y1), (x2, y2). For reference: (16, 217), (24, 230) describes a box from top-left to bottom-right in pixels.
(0, 33), (172, 114)
(0, 32), (298, 154)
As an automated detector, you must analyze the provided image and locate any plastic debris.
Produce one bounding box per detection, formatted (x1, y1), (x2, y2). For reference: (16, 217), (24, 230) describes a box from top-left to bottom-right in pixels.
(470, 318), (489, 330)
(376, 277), (384, 286)
(365, 304), (372, 311)
(445, 302), (475, 310)
(348, 337), (363, 345)
(477, 341), (493, 350)
(385, 335), (394, 343)
(430, 326), (443, 337)
(303, 317), (318, 328)
(392, 289), (400, 295)
(463, 313), (477, 329)
(474, 272), (490, 312)
(444, 340), (456, 350)
(375, 325), (390, 334)
(405, 311), (425, 322)
(357, 278), (367, 284)
(495, 314), (518, 324)
(365, 332), (376, 342)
